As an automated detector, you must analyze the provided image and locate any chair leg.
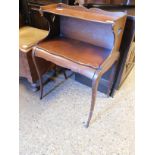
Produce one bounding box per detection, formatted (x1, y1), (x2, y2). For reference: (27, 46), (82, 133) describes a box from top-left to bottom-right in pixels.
(53, 65), (58, 77)
(32, 49), (43, 100)
(62, 69), (67, 79)
(85, 75), (100, 128)
(54, 66), (67, 79)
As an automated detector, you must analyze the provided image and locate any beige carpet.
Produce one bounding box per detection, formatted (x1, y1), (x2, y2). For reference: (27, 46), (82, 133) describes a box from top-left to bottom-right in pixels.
(19, 68), (135, 155)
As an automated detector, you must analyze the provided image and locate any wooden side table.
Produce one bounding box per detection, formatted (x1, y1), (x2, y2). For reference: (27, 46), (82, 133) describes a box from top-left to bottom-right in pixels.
(32, 3), (127, 127)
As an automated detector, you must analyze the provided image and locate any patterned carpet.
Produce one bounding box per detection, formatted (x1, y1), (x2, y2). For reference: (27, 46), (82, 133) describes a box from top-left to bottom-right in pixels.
(19, 68), (134, 155)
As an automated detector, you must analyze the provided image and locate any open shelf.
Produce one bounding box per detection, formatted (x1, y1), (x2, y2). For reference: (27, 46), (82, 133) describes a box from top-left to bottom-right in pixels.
(37, 37), (111, 69)
(41, 3), (126, 24)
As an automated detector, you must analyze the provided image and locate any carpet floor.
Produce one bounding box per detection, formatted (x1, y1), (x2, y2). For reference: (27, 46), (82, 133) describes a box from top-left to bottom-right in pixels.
(19, 68), (135, 155)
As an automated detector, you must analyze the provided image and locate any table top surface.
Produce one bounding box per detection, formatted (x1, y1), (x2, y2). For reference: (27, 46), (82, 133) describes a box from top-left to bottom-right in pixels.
(37, 36), (111, 69)
(41, 3), (127, 24)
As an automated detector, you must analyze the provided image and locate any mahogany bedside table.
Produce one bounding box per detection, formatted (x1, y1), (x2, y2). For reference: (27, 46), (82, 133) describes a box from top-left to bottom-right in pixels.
(32, 3), (127, 127)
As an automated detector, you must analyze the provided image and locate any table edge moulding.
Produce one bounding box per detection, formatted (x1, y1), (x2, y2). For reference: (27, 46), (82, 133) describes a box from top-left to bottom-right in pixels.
(32, 3), (127, 127)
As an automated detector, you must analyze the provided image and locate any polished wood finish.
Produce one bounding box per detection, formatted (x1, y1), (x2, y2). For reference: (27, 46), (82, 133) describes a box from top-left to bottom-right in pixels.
(32, 3), (127, 127)
(41, 3), (125, 23)
(76, 3), (135, 95)
(37, 37), (111, 69)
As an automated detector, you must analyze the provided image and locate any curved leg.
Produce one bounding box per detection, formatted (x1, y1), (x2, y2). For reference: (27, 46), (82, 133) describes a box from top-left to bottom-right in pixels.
(32, 49), (43, 99)
(85, 74), (101, 128)
(85, 60), (119, 127)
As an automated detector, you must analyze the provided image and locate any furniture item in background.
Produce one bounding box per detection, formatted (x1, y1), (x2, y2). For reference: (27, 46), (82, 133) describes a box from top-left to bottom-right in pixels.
(32, 3), (127, 127)
(19, 26), (52, 91)
(19, 2), (55, 91)
(76, 1), (135, 95)
(117, 41), (134, 87)
(114, 15), (134, 91)
(20, 0), (75, 30)
(84, 0), (135, 15)
(83, 0), (135, 5)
